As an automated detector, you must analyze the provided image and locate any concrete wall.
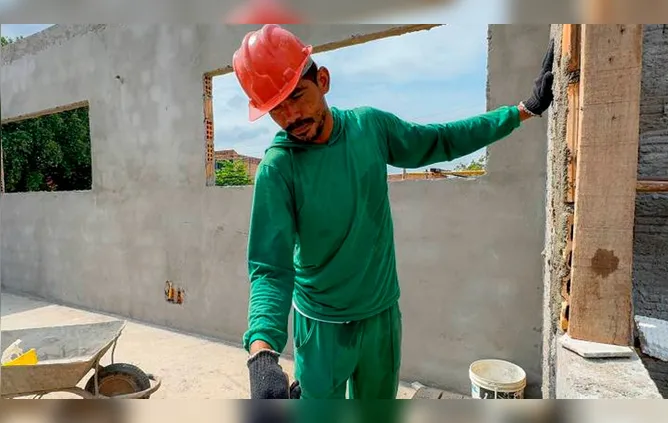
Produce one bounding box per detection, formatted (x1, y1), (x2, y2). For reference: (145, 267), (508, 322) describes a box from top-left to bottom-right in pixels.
(0, 24), (550, 397)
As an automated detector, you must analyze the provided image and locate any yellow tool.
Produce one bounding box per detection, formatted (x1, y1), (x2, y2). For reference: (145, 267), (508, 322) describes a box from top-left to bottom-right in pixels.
(2, 348), (39, 366)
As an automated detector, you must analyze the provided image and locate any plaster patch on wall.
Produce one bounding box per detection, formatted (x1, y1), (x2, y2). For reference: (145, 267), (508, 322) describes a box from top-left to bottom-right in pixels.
(542, 23), (571, 400)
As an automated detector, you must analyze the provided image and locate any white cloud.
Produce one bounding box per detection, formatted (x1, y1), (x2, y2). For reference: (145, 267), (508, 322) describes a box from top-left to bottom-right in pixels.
(212, 24), (489, 163)
(314, 24), (488, 85)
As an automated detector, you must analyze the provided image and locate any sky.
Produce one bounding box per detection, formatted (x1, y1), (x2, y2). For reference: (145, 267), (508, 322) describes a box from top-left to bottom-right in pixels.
(214, 23), (489, 174)
(2, 0), (499, 173)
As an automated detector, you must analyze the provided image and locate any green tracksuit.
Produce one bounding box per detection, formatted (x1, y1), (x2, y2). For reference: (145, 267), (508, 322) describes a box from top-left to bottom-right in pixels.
(243, 105), (521, 399)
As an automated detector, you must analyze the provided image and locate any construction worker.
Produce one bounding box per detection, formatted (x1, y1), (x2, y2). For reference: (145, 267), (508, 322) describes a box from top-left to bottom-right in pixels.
(233, 24), (554, 400)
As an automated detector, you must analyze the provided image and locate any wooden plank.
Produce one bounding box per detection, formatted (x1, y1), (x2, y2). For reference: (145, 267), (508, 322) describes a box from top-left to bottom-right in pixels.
(568, 25), (643, 346)
(561, 24), (581, 73)
(560, 301), (569, 332)
(0, 100), (89, 125)
(563, 25), (581, 203)
(637, 179), (668, 192)
(566, 82), (580, 203)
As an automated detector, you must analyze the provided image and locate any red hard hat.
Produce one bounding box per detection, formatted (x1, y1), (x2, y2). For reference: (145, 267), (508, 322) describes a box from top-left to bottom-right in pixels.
(233, 24), (313, 122)
(225, 0), (304, 25)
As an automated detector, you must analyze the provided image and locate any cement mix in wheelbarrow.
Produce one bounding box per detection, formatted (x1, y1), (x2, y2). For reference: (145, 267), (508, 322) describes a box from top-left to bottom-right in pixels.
(1, 321), (125, 365)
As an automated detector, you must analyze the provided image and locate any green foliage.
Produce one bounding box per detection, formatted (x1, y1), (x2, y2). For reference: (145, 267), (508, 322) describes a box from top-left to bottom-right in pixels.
(1, 35), (23, 46)
(455, 155), (486, 171)
(1, 107), (92, 192)
(215, 159), (252, 186)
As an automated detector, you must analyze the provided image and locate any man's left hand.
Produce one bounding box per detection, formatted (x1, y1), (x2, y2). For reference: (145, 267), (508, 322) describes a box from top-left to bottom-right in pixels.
(521, 38), (555, 117)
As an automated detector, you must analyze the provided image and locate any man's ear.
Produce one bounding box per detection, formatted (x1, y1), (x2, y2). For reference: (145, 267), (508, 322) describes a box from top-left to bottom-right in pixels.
(317, 67), (330, 94)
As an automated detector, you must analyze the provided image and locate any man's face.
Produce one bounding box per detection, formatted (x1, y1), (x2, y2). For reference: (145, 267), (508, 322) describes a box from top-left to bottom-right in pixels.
(269, 67), (330, 143)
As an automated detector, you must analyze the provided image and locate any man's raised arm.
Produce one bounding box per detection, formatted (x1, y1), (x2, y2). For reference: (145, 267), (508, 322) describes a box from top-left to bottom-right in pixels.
(374, 38), (554, 169)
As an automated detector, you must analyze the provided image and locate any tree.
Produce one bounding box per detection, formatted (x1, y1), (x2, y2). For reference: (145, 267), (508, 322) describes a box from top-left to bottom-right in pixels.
(455, 155), (486, 171)
(1, 35), (23, 47)
(215, 159), (252, 186)
(1, 107), (92, 192)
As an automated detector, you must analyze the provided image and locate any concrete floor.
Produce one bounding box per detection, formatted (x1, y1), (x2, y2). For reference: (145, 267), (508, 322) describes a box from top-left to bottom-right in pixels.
(1, 292), (416, 399)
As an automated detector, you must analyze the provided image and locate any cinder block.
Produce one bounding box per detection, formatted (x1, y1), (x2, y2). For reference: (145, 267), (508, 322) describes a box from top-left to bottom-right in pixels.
(635, 315), (668, 361)
(412, 387), (444, 399)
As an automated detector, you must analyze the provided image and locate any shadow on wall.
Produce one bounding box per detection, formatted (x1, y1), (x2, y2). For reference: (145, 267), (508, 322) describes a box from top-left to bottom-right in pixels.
(639, 352), (668, 398)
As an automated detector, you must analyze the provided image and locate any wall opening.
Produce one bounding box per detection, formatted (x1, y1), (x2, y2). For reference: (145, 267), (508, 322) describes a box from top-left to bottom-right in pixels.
(1, 101), (92, 193)
(202, 24), (489, 187)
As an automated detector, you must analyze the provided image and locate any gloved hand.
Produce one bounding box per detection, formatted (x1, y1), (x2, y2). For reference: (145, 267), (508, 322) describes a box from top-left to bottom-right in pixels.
(522, 38), (555, 117)
(289, 380), (301, 399)
(247, 349), (291, 399)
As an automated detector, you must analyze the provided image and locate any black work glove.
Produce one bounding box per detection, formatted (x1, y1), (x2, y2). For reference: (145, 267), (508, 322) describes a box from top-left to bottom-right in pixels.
(289, 380), (301, 399)
(522, 38), (555, 117)
(247, 349), (291, 399)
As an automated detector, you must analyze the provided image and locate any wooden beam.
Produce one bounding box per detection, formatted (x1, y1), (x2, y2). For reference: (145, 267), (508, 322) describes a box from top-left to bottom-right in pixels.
(563, 25), (581, 203)
(566, 84), (580, 203)
(637, 179), (668, 192)
(568, 25), (644, 346)
(0, 100), (89, 125)
(561, 24), (581, 74)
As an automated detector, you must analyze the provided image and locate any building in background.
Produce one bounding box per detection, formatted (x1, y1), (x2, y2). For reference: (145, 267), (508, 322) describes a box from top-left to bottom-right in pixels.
(214, 149), (261, 181)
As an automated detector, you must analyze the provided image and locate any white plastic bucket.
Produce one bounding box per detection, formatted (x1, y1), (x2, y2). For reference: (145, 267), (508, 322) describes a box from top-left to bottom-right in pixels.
(469, 359), (526, 399)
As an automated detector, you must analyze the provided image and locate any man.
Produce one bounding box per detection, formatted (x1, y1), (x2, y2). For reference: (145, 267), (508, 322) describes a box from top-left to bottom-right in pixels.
(233, 24), (554, 400)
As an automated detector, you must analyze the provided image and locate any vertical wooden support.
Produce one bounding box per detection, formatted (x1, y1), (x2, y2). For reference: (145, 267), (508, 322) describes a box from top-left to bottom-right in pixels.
(203, 74), (215, 186)
(565, 83), (580, 203)
(568, 25), (643, 346)
(563, 24), (581, 204)
(562, 24), (581, 74)
(559, 24), (582, 333)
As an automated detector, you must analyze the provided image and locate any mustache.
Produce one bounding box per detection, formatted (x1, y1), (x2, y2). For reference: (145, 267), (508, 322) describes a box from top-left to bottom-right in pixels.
(286, 118), (315, 133)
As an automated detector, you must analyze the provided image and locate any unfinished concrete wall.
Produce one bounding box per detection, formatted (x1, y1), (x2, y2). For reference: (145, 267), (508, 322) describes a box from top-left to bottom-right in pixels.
(0, 24), (550, 397)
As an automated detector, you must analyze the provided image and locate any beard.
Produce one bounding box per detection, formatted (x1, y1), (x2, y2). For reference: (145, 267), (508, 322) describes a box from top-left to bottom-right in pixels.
(286, 109), (327, 143)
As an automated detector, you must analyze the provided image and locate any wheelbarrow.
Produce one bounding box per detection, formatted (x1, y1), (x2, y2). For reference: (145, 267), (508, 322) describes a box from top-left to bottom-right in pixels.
(1, 320), (161, 399)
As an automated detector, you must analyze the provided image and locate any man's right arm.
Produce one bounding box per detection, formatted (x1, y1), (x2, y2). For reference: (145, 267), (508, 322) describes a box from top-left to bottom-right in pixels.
(243, 161), (296, 356)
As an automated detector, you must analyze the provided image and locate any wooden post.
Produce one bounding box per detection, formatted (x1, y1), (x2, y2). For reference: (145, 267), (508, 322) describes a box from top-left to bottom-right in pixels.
(568, 25), (644, 346)
(559, 24), (582, 333)
(563, 24), (581, 204)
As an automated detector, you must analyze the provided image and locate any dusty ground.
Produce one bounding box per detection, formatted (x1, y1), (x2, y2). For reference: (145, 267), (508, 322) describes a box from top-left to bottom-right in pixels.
(1, 292), (416, 400)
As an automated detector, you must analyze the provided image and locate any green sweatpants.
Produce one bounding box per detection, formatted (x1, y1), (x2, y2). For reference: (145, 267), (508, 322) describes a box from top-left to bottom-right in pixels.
(293, 301), (402, 399)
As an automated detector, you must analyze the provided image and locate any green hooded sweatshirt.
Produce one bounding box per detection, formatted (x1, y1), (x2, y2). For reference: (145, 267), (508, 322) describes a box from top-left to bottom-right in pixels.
(243, 105), (521, 353)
